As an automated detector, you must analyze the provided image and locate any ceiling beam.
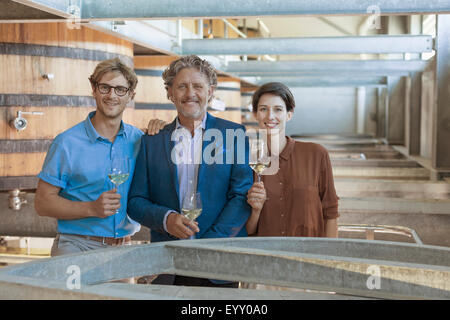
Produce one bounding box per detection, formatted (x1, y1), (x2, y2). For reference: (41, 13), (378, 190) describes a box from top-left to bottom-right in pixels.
(224, 60), (428, 77)
(80, 0), (450, 19)
(86, 20), (181, 56)
(246, 76), (387, 87)
(11, 0), (73, 18)
(8, 0), (450, 22)
(317, 17), (355, 36)
(182, 35), (432, 55)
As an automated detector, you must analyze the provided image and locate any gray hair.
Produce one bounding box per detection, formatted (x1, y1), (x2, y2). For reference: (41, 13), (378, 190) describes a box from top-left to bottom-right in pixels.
(162, 55), (217, 99)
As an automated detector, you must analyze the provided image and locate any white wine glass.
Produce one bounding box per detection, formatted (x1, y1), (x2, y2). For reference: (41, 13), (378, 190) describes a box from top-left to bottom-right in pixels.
(108, 157), (130, 214)
(249, 138), (271, 182)
(181, 192), (202, 222)
(181, 192), (202, 240)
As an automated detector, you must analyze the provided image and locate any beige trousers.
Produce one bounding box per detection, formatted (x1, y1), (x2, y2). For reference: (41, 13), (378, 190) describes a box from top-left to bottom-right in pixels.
(51, 233), (134, 284)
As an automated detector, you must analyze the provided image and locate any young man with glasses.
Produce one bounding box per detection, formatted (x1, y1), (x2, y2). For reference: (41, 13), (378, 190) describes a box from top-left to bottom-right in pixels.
(35, 58), (143, 257)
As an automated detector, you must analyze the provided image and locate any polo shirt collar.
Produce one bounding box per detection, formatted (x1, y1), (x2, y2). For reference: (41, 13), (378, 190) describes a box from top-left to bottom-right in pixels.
(84, 111), (126, 143)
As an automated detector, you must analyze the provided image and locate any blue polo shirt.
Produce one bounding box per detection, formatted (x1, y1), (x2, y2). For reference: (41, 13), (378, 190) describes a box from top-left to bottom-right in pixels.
(38, 111), (143, 238)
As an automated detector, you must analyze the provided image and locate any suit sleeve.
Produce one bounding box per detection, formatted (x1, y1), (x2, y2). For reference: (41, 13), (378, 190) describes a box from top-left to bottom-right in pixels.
(201, 129), (253, 238)
(127, 136), (174, 234)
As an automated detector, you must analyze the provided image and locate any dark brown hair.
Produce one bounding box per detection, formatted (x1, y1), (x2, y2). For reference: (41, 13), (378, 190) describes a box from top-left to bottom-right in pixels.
(252, 82), (295, 113)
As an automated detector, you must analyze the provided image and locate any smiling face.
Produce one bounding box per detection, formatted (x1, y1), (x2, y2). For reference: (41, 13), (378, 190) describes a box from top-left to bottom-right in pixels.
(92, 71), (133, 120)
(167, 67), (214, 121)
(254, 93), (293, 136)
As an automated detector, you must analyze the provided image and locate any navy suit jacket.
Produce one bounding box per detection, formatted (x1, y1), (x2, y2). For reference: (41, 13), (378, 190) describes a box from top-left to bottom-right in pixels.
(127, 113), (253, 243)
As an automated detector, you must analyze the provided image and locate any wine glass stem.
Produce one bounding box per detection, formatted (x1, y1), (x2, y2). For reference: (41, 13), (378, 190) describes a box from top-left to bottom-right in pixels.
(115, 184), (120, 213)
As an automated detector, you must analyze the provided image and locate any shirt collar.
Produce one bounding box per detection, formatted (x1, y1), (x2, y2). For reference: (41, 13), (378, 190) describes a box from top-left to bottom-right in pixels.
(175, 113), (207, 132)
(279, 136), (295, 160)
(84, 111), (126, 143)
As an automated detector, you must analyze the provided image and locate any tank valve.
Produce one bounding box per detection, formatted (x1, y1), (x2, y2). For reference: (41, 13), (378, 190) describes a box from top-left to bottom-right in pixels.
(9, 189), (27, 211)
(10, 111), (44, 131)
(42, 73), (54, 81)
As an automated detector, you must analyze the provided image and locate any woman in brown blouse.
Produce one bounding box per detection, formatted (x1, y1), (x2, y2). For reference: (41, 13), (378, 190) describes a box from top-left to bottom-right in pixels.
(246, 82), (339, 238)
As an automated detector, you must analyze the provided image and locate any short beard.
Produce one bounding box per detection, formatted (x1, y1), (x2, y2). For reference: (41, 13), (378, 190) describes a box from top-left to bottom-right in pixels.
(179, 106), (205, 120)
(97, 104), (125, 120)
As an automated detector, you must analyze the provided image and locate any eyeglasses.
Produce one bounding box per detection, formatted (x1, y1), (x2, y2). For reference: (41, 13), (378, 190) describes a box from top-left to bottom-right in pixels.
(96, 83), (130, 97)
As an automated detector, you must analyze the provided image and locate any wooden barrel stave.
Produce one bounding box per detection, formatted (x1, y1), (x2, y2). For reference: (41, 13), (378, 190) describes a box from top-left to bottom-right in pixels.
(0, 23), (133, 190)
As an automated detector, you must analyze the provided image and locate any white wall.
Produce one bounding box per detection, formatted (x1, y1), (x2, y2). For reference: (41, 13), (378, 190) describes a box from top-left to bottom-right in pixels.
(286, 87), (357, 135)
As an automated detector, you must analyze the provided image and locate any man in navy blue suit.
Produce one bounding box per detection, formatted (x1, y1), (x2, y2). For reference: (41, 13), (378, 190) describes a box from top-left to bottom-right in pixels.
(127, 55), (253, 287)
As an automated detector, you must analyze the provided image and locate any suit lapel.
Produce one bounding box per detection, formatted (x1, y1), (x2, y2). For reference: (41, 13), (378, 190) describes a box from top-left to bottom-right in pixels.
(163, 119), (180, 208)
(197, 113), (216, 194)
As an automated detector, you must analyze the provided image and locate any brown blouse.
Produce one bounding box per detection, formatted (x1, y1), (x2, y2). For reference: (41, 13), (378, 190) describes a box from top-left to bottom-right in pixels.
(251, 137), (339, 237)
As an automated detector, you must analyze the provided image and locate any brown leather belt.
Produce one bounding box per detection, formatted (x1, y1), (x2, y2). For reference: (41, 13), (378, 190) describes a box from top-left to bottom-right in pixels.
(74, 234), (131, 246)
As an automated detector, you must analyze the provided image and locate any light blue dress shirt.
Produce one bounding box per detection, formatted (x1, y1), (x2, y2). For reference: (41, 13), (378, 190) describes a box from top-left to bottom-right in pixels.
(38, 111), (143, 238)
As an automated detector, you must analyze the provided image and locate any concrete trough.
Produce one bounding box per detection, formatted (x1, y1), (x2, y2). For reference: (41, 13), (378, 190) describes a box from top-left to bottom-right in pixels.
(329, 150), (406, 160)
(338, 209), (450, 247)
(293, 134), (382, 148)
(336, 192), (449, 247)
(0, 238), (449, 300)
(331, 159), (421, 168)
(335, 179), (450, 199)
(332, 166), (430, 180)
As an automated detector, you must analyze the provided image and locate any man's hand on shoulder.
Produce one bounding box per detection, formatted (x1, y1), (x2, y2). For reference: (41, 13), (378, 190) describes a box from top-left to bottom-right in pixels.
(144, 119), (167, 135)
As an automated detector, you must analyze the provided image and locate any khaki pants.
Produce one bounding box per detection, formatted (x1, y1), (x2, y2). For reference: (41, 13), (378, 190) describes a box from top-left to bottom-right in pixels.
(51, 233), (134, 284)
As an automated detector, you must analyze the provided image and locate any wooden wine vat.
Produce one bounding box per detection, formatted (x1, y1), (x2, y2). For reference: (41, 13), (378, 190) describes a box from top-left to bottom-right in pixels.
(240, 87), (257, 130)
(131, 55), (178, 129)
(132, 55), (242, 128)
(0, 23), (134, 190)
(212, 76), (242, 123)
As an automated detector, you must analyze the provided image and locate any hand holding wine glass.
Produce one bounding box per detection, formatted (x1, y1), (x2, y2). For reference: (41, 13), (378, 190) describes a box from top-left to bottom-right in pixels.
(247, 181), (267, 211)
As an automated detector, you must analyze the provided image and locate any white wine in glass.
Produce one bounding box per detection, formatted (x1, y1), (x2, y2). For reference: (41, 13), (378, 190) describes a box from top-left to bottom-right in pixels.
(108, 173), (130, 186)
(108, 157), (130, 213)
(249, 163), (270, 175)
(181, 192), (202, 221)
(181, 208), (202, 221)
(249, 138), (271, 182)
